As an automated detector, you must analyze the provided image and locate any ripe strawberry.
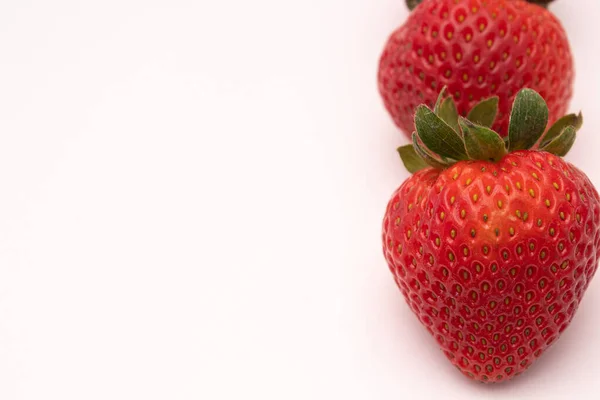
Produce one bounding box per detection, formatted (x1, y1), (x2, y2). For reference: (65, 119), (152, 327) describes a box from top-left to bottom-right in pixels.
(378, 0), (573, 138)
(381, 88), (599, 382)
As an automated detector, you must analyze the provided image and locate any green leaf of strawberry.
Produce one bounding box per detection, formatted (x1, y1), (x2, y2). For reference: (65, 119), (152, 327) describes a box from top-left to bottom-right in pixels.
(508, 89), (548, 152)
(540, 112), (583, 148)
(397, 144), (429, 173)
(459, 117), (506, 162)
(467, 97), (499, 128)
(437, 97), (460, 134)
(411, 132), (450, 170)
(415, 105), (467, 161)
(541, 125), (577, 156)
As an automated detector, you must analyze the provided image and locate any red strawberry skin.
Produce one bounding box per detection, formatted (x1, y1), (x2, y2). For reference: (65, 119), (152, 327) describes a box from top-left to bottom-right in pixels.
(382, 151), (600, 382)
(378, 0), (573, 137)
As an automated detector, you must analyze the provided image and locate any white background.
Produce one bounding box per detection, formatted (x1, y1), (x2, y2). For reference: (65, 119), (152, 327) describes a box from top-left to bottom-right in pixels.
(0, 0), (598, 398)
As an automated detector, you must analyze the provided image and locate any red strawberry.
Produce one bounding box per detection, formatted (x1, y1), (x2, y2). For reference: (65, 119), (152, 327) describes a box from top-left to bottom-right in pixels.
(381, 88), (599, 382)
(378, 0), (573, 138)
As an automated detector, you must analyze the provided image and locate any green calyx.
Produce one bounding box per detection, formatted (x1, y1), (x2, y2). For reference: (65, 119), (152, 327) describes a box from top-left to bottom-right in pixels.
(405, 0), (423, 11)
(524, 0), (555, 8)
(405, 0), (554, 12)
(398, 87), (583, 174)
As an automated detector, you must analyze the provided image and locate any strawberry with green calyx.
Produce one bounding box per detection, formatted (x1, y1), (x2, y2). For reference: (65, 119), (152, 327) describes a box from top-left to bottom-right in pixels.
(379, 0), (573, 138)
(382, 87), (598, 383)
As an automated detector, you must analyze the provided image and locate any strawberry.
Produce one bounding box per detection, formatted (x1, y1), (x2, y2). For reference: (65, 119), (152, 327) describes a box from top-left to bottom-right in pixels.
(378, 0), (573, 138)
(381, 88), (599, 383)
